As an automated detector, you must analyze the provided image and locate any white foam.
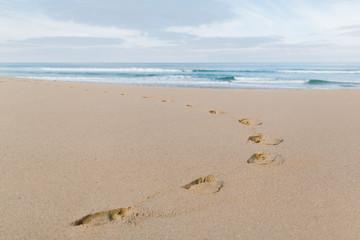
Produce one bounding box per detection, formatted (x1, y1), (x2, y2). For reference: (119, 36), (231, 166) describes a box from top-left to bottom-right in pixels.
(16, 75), (233, 87)
(233, 77), (305, 84)
(40, 67), (185, 73)
(306, 79), (360, 84)
(278, 70), (360, 74)
(234, 77), (273, 81)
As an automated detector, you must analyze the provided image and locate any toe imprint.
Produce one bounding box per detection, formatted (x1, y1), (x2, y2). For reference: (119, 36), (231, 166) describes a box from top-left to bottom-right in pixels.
(239, 118), (262, 126)
(209, 110), (221, 115)
(247, 152), (285, 165)
(248, 134), (283, 145)
(182, 175), (223, 193)
(73, 207), (135, 226)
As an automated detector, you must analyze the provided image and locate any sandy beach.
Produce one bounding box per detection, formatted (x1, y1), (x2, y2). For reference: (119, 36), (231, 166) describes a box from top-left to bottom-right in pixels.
(0, 76), (359, 239)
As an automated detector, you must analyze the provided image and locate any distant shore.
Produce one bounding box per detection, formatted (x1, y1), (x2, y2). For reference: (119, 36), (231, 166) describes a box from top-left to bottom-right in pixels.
(0, 76), (359, 239)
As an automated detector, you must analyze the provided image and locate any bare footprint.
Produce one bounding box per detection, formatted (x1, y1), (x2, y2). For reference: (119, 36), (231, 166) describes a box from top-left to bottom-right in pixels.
(239, 118), (262, 126)
(73, 207), (136, 226)
(247, 152), (285, 165)
(209, 110), (221, 115)
(162, 99), (172, 103)
(248, 134), (283, 145)
(143, 96), (151, 99)
(121, 93), (128, 96)
(186, 104), (194, 107)
(182, 175), (223, 194)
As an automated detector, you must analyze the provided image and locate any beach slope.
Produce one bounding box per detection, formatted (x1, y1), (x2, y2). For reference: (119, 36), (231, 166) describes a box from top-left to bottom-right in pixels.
(0, 76), (359, 239)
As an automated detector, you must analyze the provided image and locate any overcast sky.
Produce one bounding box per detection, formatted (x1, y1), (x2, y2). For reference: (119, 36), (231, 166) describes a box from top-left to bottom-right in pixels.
(1, 0), (360, 62)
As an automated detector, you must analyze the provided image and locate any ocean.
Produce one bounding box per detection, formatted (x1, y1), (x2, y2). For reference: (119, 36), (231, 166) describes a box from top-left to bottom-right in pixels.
(1, 62), (360, 89)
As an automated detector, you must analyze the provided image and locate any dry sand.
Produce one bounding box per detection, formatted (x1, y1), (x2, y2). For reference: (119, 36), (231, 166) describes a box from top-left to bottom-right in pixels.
(0, 76), (359, 239)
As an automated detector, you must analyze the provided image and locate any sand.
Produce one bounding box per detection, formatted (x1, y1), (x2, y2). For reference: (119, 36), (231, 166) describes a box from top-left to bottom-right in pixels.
(0, 76), (359, 239)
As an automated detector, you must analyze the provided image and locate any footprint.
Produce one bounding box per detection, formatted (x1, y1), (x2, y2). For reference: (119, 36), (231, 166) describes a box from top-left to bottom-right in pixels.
(182, 175), (223, 194)
(247, 152), (285, 165)
(209, 110), (221, 115)
(247, 134), (283, 145)
(239, 118), (262, 126)
(143, 96), (151, 99)
(162, 99), (172, 103)
(186, 104), (194, 107)
(121, 93), (128, 96)
(73, 207), (136, 226)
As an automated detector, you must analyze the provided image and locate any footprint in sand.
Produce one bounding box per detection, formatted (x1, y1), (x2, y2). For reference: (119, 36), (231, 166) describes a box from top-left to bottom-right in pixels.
(121, 93), (128, 96)
(247, 152), (285, 165)
(73, 207), (137, 226)
(247, 134), (283, 145)
(73, 175), (224, 227)
(186, 104), (194, 107)
(162, 99), (172, 103)
(143, 96), (151, 99)
(182, 175), (223, 194)
(239, 118), (262, 126)
(209, 110), (221, 115)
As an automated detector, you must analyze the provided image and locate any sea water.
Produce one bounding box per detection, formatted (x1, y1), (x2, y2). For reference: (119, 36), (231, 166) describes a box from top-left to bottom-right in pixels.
(0, 62), (360, 89)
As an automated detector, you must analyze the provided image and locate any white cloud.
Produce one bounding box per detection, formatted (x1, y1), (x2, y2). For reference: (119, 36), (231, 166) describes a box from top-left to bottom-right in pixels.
(1, 0), (360, 62)
(166, 0), (360, 45)
(0, 9), (170, 48)
(37, 0), (233, 30)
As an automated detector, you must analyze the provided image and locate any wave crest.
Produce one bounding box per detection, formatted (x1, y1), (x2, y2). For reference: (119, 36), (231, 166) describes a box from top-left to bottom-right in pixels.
(41, 67), (186, 73)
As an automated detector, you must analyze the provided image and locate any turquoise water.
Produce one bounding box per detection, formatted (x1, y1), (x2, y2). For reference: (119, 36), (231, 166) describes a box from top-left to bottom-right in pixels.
(1, 63), (360, 89)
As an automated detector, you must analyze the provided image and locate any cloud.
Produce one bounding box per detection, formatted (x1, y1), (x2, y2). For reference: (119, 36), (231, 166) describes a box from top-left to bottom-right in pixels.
(0, 5), (171, 48)
(36, 0), (234, 30)
(166, 0), (360, 44)
(184, 36), (282, 49)
(264, 41), (337, 49)
(5, 37), (125, 49)
(0, 12), (136, 40)
(1, 0), (360, 62)
(338, 25), (360, 30)
(336, 25), (360, 38)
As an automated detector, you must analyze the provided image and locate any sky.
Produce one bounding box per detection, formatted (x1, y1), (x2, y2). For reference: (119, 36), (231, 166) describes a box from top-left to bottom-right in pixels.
(1, 0), (360, 62)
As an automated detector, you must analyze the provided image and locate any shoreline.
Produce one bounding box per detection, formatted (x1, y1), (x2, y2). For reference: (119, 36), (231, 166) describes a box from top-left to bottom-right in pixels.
(1, 75), (358, 91)
(0, 76), (359, 239)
